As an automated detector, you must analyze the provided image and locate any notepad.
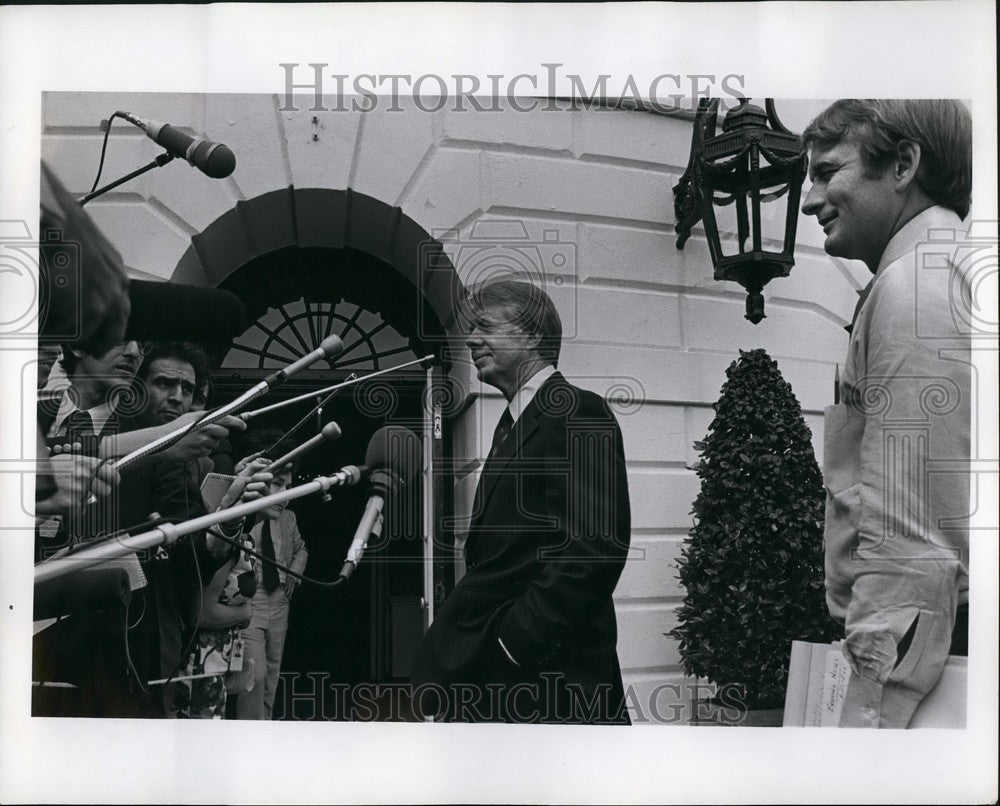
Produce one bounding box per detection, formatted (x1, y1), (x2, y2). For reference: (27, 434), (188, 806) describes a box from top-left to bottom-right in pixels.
(783, 640), (967, 728)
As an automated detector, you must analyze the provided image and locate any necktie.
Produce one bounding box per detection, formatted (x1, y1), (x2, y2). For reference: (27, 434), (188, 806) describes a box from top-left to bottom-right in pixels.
(489, 408), (514, 459)
(63, 410), (98, 456)
(468, 409), (515, 562)
(261, 519), (280, 594)
(64, 409), (94, 436)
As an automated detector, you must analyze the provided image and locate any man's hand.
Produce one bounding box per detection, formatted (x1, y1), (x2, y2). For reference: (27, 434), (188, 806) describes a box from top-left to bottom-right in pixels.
(36, 453), (120, 516)
(218, 457), (272, 511)
(233, 450), (265, 476)
(161, 413), (246, 463)
(283, 576), (300, 600)
(209, 458), (273, 555)
(100, 412), (247, 462)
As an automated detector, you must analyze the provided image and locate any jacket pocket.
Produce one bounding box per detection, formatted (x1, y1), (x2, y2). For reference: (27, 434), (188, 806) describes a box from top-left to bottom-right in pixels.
(885, 604), (956, 699)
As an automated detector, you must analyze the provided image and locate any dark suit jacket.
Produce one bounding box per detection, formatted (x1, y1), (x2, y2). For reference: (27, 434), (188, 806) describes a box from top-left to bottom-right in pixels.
(411, 372), (631, 724)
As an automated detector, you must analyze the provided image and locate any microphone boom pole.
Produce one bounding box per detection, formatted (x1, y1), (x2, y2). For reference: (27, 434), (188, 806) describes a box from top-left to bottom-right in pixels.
(264, 422), (341, 473)
(260, 373), (356, 458)
(78, 152), (176, 206)
(242, 355), (435, 421)
(113, 335), (345, 474)
(36, 471), (355, 586)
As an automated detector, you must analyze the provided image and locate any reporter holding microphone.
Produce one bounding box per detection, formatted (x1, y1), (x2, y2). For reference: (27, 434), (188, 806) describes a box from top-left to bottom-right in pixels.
(213, 435), (311, 721)
(171, 455), (273, 719)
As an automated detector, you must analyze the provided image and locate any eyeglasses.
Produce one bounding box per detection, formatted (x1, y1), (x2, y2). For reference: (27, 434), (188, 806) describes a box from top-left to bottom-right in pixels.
(118, 340), (154, 356)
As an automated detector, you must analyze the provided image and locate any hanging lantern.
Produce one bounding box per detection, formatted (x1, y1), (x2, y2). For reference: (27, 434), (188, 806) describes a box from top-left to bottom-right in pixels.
(673, 98), (807, 324)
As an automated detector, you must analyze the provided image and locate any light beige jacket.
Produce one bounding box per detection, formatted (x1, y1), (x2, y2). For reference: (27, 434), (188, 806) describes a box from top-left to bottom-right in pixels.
(823, 206), (972, 728)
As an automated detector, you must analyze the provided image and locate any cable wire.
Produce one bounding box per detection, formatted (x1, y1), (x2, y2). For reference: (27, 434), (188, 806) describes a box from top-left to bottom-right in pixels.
(122, 594), (149, 696)
(207, 527), (346, 589)
(89, 111), (126, 193)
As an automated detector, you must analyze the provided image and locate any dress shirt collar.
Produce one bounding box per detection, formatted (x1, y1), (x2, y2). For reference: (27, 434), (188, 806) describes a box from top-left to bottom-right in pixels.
(50, 390), (116, 437)
(507, 364), (557, 425)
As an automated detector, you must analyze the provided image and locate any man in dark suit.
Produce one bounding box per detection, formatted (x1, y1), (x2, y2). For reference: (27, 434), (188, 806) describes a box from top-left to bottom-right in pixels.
(411, 280), (631, 724)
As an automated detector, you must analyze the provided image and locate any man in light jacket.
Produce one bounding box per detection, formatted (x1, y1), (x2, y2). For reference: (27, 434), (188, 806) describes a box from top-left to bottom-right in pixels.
(235, 464), (309, 720)
(802, 99), (973, 728)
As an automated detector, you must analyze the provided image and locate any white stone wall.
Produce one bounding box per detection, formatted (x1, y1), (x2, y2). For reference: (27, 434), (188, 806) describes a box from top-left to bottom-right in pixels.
(42, 92), (869, 722)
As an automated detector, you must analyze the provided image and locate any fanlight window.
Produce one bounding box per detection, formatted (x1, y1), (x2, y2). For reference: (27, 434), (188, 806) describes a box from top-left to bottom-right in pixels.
(222, 297), (419, 371)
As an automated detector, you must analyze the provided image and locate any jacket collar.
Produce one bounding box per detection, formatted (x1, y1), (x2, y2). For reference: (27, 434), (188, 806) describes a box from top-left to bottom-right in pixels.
(876, 205), (964, 276)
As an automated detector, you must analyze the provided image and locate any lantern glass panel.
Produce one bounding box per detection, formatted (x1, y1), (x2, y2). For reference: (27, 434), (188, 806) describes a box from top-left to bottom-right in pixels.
(705, 148), (797, 262)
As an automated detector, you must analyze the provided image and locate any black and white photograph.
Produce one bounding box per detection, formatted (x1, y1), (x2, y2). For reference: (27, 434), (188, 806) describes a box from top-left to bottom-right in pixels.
(1, 3), (996, 804)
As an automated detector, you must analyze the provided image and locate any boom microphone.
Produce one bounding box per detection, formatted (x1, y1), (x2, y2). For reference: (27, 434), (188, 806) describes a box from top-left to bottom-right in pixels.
(265, 422), (342, 473)
(340, 426), (421, 579)
(365, 424), (422, 479)
(119, 112), (236, 178)
(326, 465), (363, 488)
(37, 470), (361, 585)
(241, 356), (435, 421)
(110, 335), (345, 475)
(323, 424), (422, 494)
(260, 335), (344, 392)
(40, 428), (421, 587)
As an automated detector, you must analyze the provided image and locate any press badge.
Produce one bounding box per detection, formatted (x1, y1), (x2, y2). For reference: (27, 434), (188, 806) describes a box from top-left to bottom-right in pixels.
(228, 637), (245, 672)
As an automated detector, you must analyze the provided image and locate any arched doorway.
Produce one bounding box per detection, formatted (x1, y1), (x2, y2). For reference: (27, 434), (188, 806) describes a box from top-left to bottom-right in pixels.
(177, 190), (465, 720)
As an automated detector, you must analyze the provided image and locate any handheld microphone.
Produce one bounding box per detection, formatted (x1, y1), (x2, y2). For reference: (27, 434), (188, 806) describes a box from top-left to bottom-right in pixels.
(118, 111), (236, 178)
(37, 471), (352, 585)
(110, 335), (344, 476)
(259, 335), (344, 393)
(326, 465), (363, 488)
(240, 356), (433, 421)
(265, 422), (341, 473)
(37, 429), (420, 586)
(339, 426), (421, 580)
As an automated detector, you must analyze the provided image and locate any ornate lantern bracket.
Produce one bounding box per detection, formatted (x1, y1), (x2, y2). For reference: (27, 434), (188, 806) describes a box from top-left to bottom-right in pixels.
(672, 98), (807, 324)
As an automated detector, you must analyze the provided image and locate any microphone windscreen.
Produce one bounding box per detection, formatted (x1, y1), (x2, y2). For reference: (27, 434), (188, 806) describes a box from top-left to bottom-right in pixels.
(321, 422), (342, 440)
(319, 334), (345, 359)
(365, 426), (421, 483)
(200, 143), (236, 179)
(125, 280), (246, 342)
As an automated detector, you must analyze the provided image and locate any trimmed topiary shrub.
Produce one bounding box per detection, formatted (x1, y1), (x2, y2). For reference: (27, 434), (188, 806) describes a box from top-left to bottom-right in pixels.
(670, 348), (842, 710)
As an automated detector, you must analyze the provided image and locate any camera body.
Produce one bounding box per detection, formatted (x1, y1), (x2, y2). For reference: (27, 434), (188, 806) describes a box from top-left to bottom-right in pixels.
(0, 220), (82, 341)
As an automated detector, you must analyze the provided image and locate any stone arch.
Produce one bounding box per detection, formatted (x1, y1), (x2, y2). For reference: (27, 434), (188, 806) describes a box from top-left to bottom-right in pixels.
(169, 187), (465, 361)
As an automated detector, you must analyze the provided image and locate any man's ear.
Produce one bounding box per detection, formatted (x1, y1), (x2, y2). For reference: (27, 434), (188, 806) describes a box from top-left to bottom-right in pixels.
(525, 331), (542, 352)
(893, 140), (922, 190)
